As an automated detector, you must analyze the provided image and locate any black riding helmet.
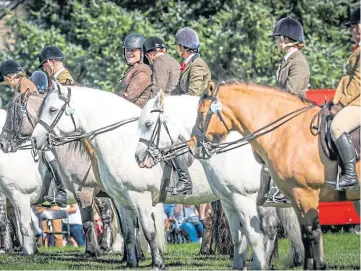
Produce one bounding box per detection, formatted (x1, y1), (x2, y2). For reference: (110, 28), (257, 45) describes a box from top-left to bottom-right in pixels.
(143, 37), (167, 54)
(345, 6), (360, 26)
(123, 33), (146, 64)
(269, 17), (304, 43)
(38, 45), (65, 68)
(0, 60), (24, 83)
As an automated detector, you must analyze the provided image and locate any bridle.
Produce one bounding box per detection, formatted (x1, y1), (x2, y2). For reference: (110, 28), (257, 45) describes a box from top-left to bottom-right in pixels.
(37, 86), (77, 149)
(139, 108), (187, 163)
(191, 84), (231, 156)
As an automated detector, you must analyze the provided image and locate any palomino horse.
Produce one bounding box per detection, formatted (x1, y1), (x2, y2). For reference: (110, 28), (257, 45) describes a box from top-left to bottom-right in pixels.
(135, 90), (304, 269)
(188, 82), (360, 270)
(0, 93), (119, 257)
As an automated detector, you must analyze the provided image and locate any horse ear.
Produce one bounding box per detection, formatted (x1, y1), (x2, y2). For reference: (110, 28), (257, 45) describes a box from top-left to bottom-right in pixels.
(159, 89), (165, 106)
(207, 81), (217, 96)
(153, 89), (165, 110)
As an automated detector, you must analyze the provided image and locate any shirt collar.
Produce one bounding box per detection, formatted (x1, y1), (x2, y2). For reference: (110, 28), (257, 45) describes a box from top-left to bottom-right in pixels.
(284, 48), (298, 61)
(184, 53), (196, 64)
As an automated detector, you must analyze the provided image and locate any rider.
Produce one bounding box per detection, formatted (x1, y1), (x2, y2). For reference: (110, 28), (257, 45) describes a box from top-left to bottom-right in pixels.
(38, 45), (75, 86)
(0, 59), (67, 207)
(260, 17), (310, 207)
(143, 36), (180, 96)
(170, 27), (212, 195)
(327, 6), (360, 190)
(0, 59), (37, 94)
(38, 45), (76, 206)
(116, 33), (152, 108)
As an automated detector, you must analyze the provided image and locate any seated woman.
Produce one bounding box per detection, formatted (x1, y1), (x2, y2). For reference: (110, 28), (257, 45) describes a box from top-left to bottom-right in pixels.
(174, 204), (204, 243)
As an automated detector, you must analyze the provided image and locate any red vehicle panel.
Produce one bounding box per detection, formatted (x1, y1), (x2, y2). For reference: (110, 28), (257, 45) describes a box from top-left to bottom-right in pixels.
(306, 89), (360, 226)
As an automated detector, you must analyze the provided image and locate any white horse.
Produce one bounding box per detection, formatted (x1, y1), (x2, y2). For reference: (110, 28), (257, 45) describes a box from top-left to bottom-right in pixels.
(135, 91), (304, 269)
(0, 109), (49, 255)
(31, 85), (302, 269)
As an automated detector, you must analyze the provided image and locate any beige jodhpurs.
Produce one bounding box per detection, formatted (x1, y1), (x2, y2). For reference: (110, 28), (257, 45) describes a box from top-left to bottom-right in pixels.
(330, 106), (360, 140)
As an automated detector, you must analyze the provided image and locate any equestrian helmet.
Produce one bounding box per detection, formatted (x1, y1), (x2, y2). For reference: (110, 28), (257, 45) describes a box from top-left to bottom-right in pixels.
(174, 27), (200, 50)
(269, 17), (304, 43)
(0, 59), (24, 82)
(143, 37), (167, 53)
(38, 45), (65, 68)
(123, 34), (146, 50)
(344, 6), (360, 26)
(30, 70), (49, 93)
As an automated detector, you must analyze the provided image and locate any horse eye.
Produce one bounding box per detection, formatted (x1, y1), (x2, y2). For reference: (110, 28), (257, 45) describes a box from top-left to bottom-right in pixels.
(145, 121), (152, 128)
(49, 107), (58, 114)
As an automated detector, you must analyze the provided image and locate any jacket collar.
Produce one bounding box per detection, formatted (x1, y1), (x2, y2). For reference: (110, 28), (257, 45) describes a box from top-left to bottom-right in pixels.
(180, 54), (200, 75)
(279, 50), (302, 71)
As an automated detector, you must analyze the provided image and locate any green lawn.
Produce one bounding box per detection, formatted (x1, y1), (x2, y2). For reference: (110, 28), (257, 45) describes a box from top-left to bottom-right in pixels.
(0, 233), (359, 270)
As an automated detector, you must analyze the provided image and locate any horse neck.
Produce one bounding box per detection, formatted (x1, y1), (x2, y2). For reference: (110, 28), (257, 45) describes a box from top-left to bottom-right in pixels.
(68, 88), (141, 155)
(220, 86), (317, 157)
(164, 96), (199, 137)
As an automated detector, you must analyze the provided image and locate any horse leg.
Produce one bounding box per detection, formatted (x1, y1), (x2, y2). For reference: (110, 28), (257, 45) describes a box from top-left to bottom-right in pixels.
(10, 192), (35, 255)
(94, 197), (114, 253)
(0, 192), (9, 253)
(75, 188), (100, 257)
(127, 191), (164, 269)
(113, 200), (138, 268)
(221, 201), (248, 270)
(298, 206), (326, 270)
(234, 194), (267, 270)
(258, 206), (278, 268)
(277, 207), (304, 268)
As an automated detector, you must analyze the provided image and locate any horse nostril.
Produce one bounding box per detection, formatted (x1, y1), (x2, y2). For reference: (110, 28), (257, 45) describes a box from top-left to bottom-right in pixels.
(0, 142), (3, 151)
(31, 137), (37, 147)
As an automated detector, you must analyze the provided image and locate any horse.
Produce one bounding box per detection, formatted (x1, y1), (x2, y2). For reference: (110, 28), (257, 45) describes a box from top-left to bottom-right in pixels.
(188, 82), (360, 270)
(0, 93), (119, 257)
(135, 90), (304, 269)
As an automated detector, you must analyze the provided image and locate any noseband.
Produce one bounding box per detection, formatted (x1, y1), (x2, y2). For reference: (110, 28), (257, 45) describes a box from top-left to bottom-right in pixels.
(192, 84), (230, 155)
(38, 87), (77, 149)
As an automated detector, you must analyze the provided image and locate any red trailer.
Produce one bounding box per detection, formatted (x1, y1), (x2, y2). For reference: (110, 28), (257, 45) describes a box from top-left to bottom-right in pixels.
(306, 89), (360, 232)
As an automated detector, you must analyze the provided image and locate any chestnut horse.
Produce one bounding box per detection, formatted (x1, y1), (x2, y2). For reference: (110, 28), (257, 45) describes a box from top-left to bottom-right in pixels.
(188, 82), (360, 270)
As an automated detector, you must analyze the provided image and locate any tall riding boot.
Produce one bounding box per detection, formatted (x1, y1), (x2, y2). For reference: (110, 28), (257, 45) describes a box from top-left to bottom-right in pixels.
(171, 155), (192, 195)
(327, 133), (359, 190)
(44, 160), (67, 207)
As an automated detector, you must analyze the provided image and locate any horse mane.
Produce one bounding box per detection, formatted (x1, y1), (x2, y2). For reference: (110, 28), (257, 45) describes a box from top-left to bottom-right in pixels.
(218, 80), (319, 107)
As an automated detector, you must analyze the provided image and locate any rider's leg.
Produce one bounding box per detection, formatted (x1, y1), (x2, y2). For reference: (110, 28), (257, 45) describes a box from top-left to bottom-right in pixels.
(171, 155), (192, 195)
(329, 106), (360, 189)
(43, 151), (67, 207)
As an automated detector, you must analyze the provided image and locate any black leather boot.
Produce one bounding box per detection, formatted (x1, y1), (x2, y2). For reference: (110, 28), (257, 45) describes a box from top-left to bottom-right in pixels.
(44, 160), (67, 207)
(327, 133), (359, 190)
(171, 155), (192, 195)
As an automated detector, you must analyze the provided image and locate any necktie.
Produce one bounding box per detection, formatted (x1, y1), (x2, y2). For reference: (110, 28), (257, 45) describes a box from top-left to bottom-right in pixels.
(180, 62), (186, 72)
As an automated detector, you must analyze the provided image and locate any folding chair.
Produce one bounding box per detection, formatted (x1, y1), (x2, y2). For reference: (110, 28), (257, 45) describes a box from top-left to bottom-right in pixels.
(40, 209), (70, 247)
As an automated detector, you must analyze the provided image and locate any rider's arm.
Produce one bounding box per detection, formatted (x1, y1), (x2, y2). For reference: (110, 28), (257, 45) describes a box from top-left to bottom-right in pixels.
(188, 60), (209, 96)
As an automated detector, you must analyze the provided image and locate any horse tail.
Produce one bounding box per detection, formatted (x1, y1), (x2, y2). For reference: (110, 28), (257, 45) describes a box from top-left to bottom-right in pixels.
(277, 208), (304, 268)
(153, 203), (166, 254)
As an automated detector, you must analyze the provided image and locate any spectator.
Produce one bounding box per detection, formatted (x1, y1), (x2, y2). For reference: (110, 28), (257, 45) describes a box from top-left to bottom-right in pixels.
(62, 204), (85, 247)
(174, 204), (204, 243)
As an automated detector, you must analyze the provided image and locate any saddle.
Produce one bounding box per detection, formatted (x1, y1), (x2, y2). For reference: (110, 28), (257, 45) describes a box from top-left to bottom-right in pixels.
(317, 103), (360, 161)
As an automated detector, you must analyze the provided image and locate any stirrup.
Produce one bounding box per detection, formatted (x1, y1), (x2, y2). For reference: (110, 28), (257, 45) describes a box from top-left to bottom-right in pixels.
(325, 180), (359, 191)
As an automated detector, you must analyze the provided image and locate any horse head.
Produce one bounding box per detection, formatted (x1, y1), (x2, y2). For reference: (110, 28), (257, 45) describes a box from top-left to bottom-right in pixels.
(0, 92), (39, 152)
(31, 83), (77, 151)
(188, 81), (233, 159)
(135, 89), (184, 168)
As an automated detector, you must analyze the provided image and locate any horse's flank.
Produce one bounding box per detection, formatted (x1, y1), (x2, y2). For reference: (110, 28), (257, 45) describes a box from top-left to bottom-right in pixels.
(214, 82), (360, 203)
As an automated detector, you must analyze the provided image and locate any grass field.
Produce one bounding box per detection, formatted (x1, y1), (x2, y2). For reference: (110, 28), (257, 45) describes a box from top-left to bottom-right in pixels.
(0, 233), (359, 270)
